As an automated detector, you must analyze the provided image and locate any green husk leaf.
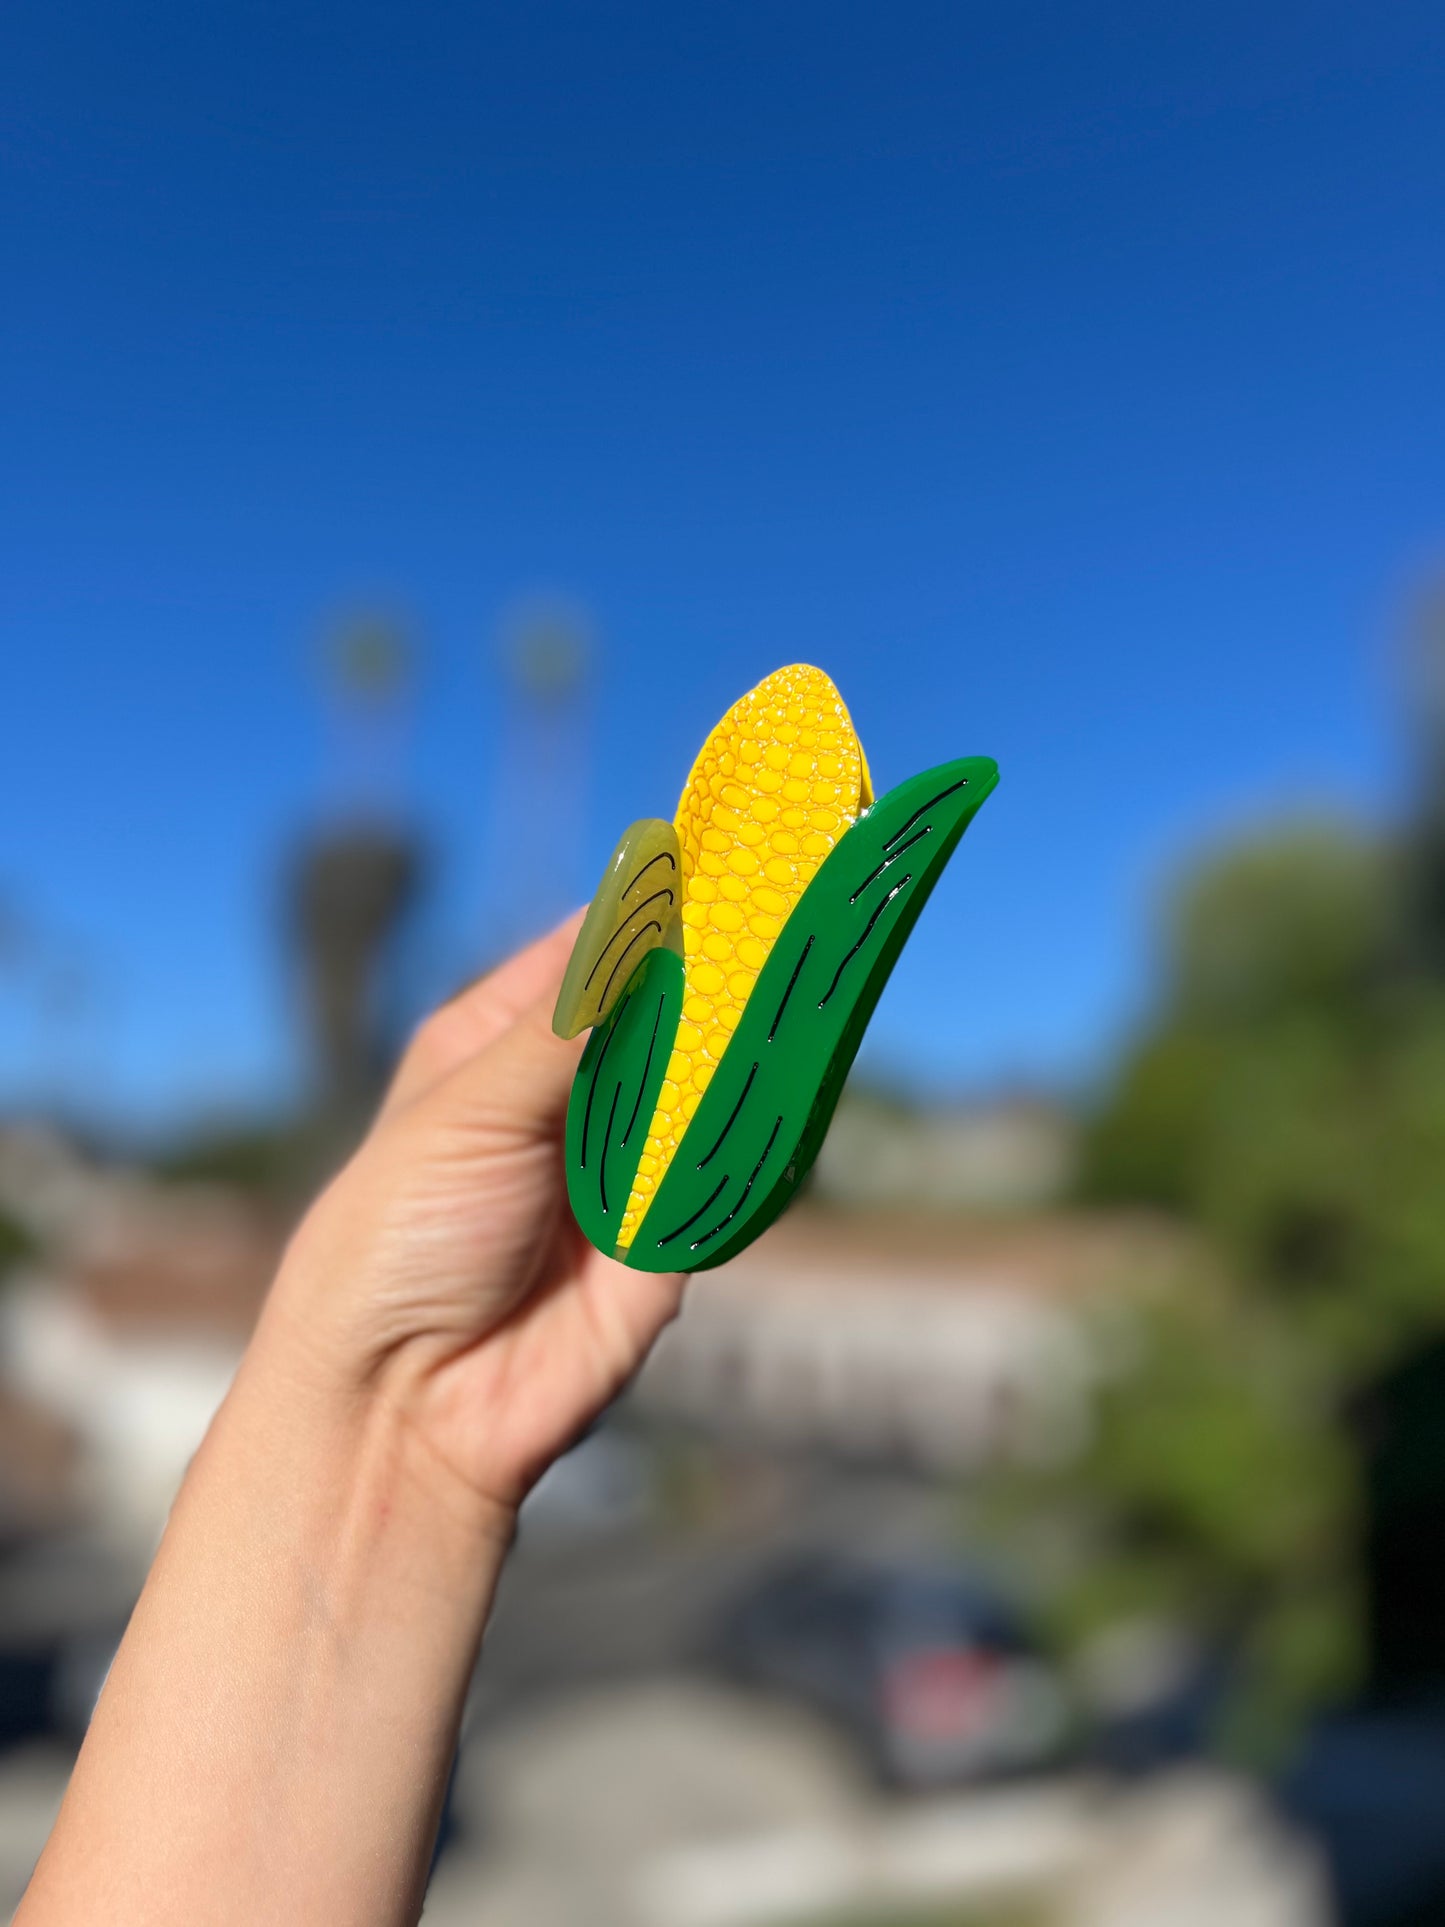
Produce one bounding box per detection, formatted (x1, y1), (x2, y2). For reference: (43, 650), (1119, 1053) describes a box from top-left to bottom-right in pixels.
(623, 755), (999, 1272)
(564, 944), (684, 1254)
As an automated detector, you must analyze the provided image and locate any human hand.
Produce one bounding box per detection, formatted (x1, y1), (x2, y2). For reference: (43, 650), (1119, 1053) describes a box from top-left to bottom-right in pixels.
(20, 916), (685, 1927)
(261, 913), (687, 1535)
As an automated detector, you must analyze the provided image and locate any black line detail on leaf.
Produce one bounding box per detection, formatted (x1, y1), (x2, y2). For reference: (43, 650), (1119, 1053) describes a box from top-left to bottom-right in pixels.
(696, 1061), (758, 1169)
(655, 1174), (730, 1249)
(818, 875), (913, 1009)
(849, 826), (931, 903)
(882, 778), (968, 853)
(580, 1004), (624, 1169)
(599, 1083), (621, 1215)
(691, 1115), (784, 1249)
(622, 992), (668, 1147)
(583, 896), (673, 993)
(598, 921), (662, 1011)
(769, 936), (814, 1042)
(621, 850), (677, 898)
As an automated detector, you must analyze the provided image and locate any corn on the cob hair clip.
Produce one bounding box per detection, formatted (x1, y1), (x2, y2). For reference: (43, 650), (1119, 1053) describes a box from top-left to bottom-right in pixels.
(553, 665), (998, 1272)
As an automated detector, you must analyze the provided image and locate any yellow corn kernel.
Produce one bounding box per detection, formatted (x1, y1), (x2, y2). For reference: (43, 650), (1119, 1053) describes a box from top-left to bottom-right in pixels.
(617, 665), (866, 1246)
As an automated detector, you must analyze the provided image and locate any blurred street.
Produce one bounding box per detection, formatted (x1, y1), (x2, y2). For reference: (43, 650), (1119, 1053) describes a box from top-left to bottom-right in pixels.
(426, 1692), (1324, 1927)
(3, 1585), (1329, 1927)
(0, 1196), (1337, 1927)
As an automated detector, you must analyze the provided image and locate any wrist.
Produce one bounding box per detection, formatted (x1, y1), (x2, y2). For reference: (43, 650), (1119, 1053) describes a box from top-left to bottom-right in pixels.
(236, 1280), (519, 1576)
(28, 1270), (512, 1927)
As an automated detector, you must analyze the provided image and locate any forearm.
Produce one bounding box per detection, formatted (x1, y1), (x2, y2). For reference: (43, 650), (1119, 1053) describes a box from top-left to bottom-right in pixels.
(16, 919), (678, 1921)
(18, 1276), (512, 1927)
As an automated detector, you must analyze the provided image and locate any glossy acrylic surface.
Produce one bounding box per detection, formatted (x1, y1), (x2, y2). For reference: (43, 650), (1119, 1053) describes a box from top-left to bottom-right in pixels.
(564, 945), (684, 1257)
(552, 818), (682, 1040)
(619, 755), (998, 1270)
(620, 665), (868, 1245)
(558, 665), (998, 1271)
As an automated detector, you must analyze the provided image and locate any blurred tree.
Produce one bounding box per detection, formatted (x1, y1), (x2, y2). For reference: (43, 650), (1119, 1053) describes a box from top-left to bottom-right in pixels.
(0, 892), (27, 974)
(1165, 823), (1393, 1024)
(1403, 578), (1445, 975)
(0, 1204), (34, 1278)
(501, 600), (592, 708)
(989, 815), (1445, 1758)
(486, 595), (595, 952)
(1084, 822), (1445, 1365)
(289, 826), (422, 1120)
(289, 613), (427, 1138)
(329, 615), (410, 700)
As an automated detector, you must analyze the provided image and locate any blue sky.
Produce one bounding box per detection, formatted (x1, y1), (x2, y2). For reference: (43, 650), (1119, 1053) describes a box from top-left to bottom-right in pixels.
(2, 1), (1443, 1130)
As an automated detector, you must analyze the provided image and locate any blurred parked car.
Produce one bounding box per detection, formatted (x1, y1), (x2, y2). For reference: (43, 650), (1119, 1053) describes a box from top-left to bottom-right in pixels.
(0, 1530), (133, 1751)
(1283, 1699), (1445, 1927)
(708, 1553), (1068, 1789)
(1075, 1618), (1232, 1774)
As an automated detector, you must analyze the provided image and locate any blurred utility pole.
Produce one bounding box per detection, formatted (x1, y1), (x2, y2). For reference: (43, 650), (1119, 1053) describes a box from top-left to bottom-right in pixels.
(288, 613), (425, 1133)
(486, 596), (595, 955)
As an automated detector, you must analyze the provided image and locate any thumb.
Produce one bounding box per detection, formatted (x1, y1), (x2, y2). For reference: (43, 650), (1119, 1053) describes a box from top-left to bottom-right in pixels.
(432, 986), (587, 1147)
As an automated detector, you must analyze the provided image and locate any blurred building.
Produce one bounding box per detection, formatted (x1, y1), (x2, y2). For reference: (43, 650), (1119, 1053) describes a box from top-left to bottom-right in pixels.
(0, 1125), (279, 1549)
(0, 1115), (1170, 1551)
(811, 1092), (1078, 1214)
(0, 1381), (77, 1539)
(638, 1205), (1169, 1473)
